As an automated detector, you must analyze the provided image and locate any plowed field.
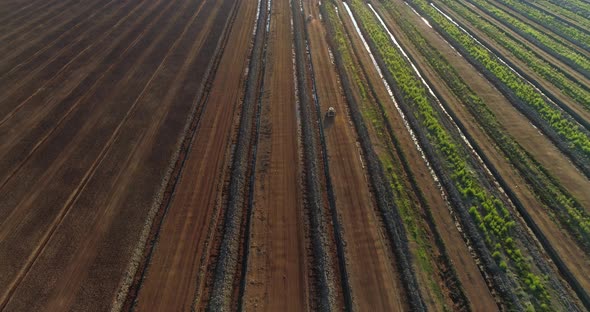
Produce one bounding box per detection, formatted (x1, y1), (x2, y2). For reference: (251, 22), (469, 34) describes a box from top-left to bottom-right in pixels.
(1, 0), (589, 310)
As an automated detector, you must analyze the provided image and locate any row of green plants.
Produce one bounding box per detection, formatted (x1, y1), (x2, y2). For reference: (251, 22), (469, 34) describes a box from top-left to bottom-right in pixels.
(409, 0), (590, 169)
(382, 0), (590, 253)
(532, 0), (590, 29)
(440, 0), (590, 113)
(349, 0), (552, 308)
(466, 0), (590, 76)
(492, 0), (590, 49)
(322, 3), (452, 309)
(545, 0), (590, 18)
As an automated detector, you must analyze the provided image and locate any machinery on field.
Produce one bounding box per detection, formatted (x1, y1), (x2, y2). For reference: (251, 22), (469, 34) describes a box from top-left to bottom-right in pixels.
(326, 106), (336, 117)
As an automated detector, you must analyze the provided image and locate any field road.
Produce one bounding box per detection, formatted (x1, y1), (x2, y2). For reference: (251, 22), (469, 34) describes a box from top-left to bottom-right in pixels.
(303, 0), (407, 310)
(128, 0), (257, 309)
(241, 0), (309, 309)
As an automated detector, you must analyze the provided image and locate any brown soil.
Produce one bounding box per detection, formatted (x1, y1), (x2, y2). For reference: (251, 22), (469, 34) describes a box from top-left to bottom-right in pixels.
(241, 0), (309, 310)
(0, 0), (157, 180)
(0, 0), (240, 309)
(0, 0), (84, 43)
(130, 0), (256, 310)
(304, 0), (408, 310)
(0, 0), (134, 98)
(1, 0), (588, 309)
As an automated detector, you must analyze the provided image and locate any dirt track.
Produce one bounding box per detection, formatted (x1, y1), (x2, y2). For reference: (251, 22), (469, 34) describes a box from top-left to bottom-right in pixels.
(242, 0), (309, 309)
(304, 1), (407, 310)
(128, 0), (255, 309)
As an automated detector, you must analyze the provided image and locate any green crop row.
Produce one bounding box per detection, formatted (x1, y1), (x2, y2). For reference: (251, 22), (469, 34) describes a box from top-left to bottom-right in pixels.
(493, 0), (590, 49)
(533, 0), (590, 29)
(556, 0), (590, 18)
(349, 0), (551, 308)
(440, 0), (590, 113)
(382, 0), (590, 252)
(409, 0), (590, 166)
(546, 0), (590, 18)
(467, 0), (590, 75)
(322, 3), (450, 308)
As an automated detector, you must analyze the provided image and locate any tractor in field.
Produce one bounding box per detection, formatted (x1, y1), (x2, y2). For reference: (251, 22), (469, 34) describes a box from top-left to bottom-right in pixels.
(326, 106), (336, 118)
